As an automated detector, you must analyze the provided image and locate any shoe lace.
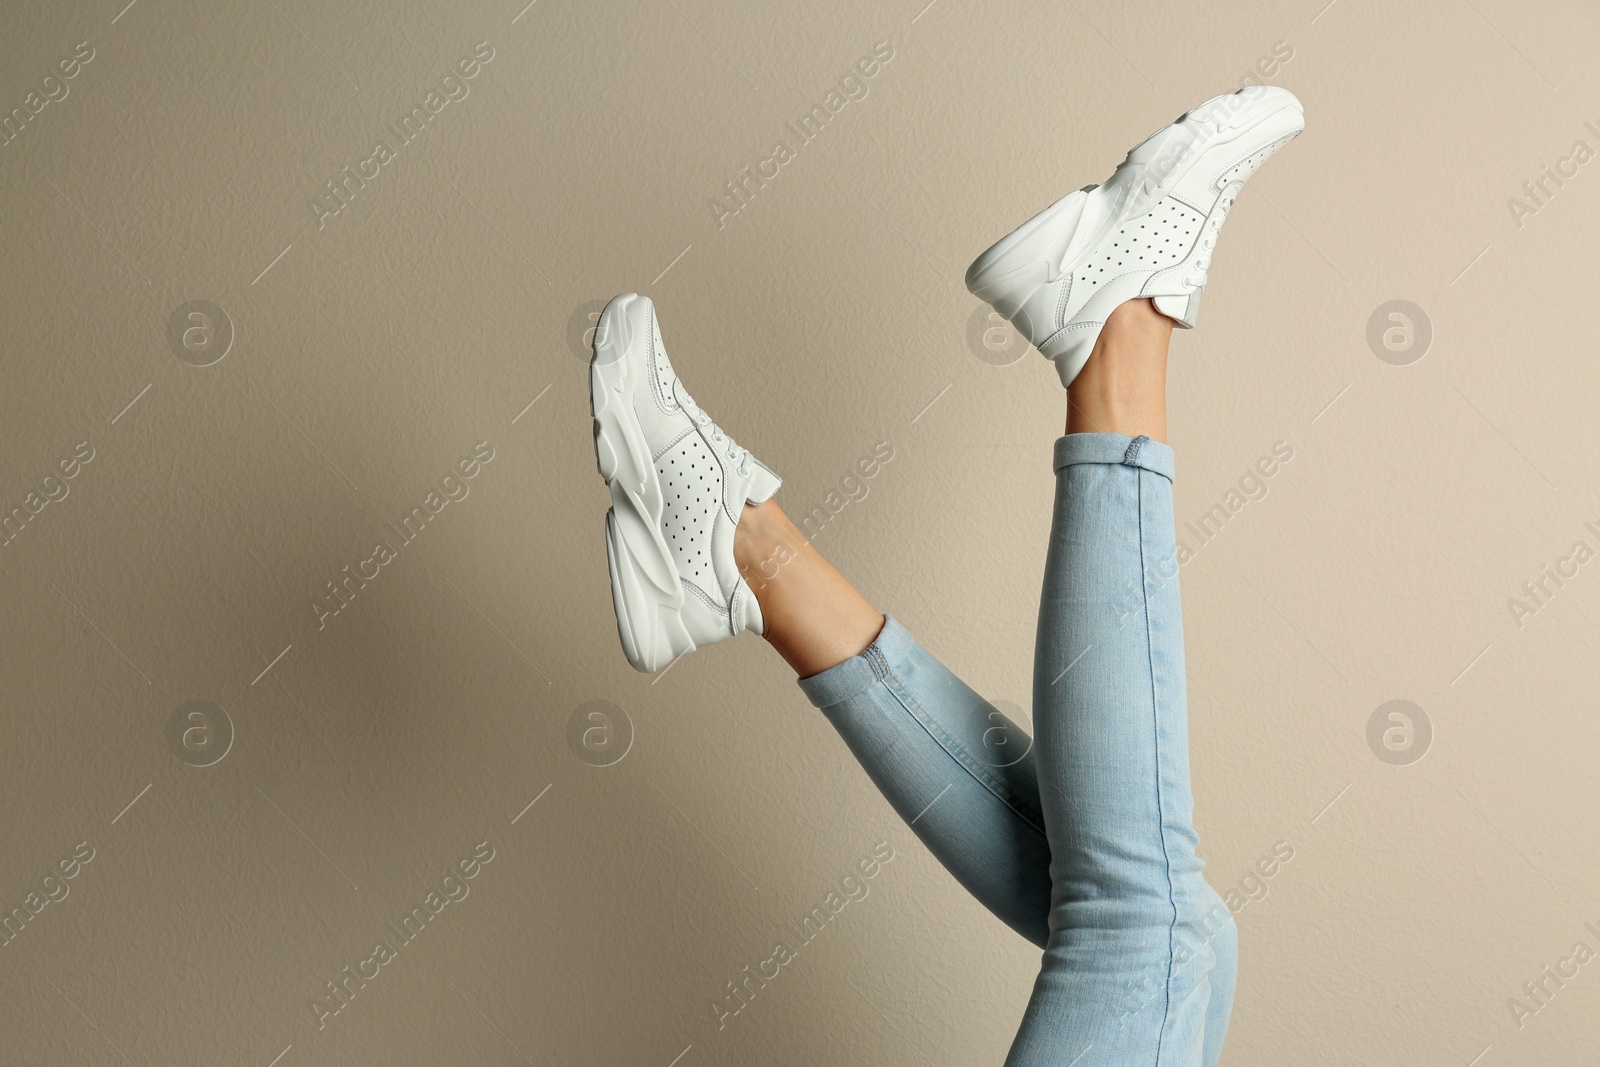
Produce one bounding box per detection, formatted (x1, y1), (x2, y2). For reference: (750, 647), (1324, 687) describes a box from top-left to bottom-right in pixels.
(1180, 192), (1233, 289)
(680, 391), (752, 477)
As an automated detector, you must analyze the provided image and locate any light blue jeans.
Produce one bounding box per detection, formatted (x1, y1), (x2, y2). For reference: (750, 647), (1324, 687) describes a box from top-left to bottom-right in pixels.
(798, 433), (1236, 1066)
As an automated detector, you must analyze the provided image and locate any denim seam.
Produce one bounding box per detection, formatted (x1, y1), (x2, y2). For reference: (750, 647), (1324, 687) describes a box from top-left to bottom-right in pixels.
(1137, 466), (1183, 1065)
(863, 645), (887, 682)
(875, 663), (1049, 839)
(871, 646), (892, 680)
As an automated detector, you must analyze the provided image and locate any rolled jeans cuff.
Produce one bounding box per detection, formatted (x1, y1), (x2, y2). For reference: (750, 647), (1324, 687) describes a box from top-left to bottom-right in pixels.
(1054, 432), (1175, 483)
(796, 614), (912, 708)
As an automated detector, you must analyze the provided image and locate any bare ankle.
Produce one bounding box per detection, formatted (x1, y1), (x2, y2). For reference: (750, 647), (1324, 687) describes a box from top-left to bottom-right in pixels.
(1066, 299), (1171, 441)
(729, 498), (883, 676)
(734, 500), (802, 590)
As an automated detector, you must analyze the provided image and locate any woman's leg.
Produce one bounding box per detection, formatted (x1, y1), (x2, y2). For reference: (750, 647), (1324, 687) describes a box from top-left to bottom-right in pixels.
(731, 303), (1235, 1067)
(588, 287), (1065, 956)
(1005, 298), (1233, 1066)
(732, 500), (1055, 946)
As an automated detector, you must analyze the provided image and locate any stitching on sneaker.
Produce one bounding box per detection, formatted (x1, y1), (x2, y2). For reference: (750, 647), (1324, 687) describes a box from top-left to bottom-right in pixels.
(681, 577), (729, 619)
(1038, 319), (1103, 353)
(1166, 190), (1209, 215)
(652, 425), (696, 462)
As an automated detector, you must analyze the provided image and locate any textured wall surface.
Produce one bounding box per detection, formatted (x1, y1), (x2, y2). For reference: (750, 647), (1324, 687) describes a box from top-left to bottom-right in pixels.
(2, 1), (1598, 1064)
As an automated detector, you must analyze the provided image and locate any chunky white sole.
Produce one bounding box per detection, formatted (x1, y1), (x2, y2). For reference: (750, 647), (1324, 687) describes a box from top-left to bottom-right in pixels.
(965, 85), (1304, 359)
(590, 293), (698, 672)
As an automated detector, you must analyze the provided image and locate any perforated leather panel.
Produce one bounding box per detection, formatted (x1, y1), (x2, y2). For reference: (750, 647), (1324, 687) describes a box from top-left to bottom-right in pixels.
(657, 433), (720, 586)
(1214, 132), (1298, 190)
(1070, 198), (1205, 305)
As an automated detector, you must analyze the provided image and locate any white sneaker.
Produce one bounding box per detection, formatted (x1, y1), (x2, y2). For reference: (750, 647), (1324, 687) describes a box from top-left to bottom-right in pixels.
(590, 293), (782, 672)
(965, 85), (1305, 387)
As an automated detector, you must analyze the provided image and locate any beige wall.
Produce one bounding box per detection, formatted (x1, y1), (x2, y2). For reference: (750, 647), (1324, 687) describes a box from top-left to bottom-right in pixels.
(3, 0), (1598, 1063)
